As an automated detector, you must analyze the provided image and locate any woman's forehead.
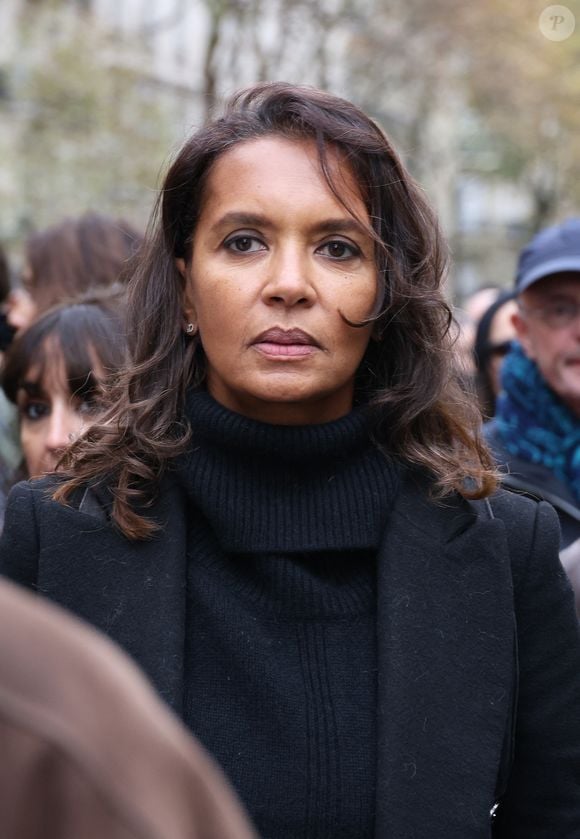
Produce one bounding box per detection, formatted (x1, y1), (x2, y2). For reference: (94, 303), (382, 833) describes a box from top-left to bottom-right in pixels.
(198, 136), (369, 229)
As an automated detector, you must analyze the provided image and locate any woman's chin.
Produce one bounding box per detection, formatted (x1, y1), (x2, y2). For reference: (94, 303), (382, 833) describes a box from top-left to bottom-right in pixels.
(208, 377), (354, 425)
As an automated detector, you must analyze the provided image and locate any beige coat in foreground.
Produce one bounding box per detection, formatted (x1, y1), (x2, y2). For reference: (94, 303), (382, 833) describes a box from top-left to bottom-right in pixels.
(0, 578), (256, 839)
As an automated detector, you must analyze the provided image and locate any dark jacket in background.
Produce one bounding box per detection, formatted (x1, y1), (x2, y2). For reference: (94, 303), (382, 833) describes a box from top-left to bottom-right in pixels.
(485, 418), (580, 615)
(485, 419), (580, 548)
(0, 578), (256, 839)
(1, 467), (580, 837)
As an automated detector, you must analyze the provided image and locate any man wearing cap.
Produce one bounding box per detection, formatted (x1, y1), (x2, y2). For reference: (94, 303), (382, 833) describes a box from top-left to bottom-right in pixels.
(485, 218), (580, 611)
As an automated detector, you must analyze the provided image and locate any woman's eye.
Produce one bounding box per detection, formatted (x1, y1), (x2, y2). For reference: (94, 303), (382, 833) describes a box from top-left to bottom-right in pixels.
(224, 235), (265, 254)
(77, 398), (101, 416)
(318, 240), (360, 260)
(21, 401), (49, 421)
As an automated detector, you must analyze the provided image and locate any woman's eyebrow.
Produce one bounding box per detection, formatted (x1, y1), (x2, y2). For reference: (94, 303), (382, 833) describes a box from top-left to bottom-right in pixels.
(19, 381), (44, 397)
(310, 218), (368, 236)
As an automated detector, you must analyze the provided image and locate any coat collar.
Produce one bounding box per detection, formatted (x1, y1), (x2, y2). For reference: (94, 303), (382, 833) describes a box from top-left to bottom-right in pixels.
(374, 469), (515, 836)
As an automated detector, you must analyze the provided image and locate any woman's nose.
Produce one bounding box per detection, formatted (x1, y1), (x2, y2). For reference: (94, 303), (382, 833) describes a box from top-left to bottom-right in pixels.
(262, 246), (316, 308)
(45, 408), (78, 453)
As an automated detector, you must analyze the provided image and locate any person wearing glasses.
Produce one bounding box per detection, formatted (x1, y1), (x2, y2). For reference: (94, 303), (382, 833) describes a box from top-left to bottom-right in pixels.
(485, 218), (580, 609)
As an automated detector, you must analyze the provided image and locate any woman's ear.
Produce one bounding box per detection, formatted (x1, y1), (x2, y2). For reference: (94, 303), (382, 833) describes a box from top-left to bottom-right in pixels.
(176, 259), (198, 335)
(182, 293), (198, 336)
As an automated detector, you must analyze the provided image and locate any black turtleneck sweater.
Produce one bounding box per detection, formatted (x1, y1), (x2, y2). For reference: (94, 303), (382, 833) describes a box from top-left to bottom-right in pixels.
(175, 391), (399, 839)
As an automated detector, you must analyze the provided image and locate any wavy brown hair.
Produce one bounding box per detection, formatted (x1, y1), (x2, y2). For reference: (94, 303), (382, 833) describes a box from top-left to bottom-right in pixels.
(24, 212), (142, 313)
(54, 82), (496, 539)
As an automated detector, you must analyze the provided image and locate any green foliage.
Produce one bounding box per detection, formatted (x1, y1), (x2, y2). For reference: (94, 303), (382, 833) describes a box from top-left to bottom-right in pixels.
(1, 3), (174, 243)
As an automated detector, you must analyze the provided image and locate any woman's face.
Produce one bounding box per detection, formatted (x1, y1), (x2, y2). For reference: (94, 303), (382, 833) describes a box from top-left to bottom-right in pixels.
(16, 343), (103, 477)
(5, 290), (38, 334)
(179, 136), (377, 425)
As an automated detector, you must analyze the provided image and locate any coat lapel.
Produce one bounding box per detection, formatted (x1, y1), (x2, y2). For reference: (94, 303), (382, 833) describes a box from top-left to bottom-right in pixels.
(37, 479), (188, 713)
(375, 471), (515, 838)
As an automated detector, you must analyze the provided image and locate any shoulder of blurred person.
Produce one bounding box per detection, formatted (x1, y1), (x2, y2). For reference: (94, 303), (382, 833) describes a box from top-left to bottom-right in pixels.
(484, 413), (580, 548)
(0, 576), (256, 839)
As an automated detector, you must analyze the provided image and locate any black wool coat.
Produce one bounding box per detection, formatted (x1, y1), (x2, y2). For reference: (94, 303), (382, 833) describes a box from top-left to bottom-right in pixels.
(1, 467), (580, 838)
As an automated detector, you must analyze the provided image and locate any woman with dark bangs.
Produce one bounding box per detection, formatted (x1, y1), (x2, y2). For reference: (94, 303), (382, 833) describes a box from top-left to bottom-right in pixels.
(1, 83), (580, 837)
(2, 297), (125, 478)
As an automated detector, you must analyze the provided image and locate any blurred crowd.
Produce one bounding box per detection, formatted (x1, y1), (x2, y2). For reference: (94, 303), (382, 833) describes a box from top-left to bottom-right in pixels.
(457, 218), (580, 608)
(0, 202), (579, 836)
(0, 213), (138, 512)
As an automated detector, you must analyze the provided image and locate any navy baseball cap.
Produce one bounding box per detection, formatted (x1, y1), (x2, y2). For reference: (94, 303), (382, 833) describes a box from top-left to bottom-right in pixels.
(516, 217), (580, 293)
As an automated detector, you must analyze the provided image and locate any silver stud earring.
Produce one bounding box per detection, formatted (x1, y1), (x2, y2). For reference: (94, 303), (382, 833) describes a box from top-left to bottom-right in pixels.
(186, 323), (196, 335)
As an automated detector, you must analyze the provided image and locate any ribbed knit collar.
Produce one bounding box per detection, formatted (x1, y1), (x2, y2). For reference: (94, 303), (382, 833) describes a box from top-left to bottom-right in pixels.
(174, 389), (399, 553)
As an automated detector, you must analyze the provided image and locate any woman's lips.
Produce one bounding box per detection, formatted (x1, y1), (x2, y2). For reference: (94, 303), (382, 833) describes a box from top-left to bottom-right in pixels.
(251, 327), (321, 359)
(254, 341), (317, 358)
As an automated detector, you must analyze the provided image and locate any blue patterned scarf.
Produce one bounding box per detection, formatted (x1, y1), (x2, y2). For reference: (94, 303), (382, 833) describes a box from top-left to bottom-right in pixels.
(496, 343), (580, 501)
(496, 342), (580, 502)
